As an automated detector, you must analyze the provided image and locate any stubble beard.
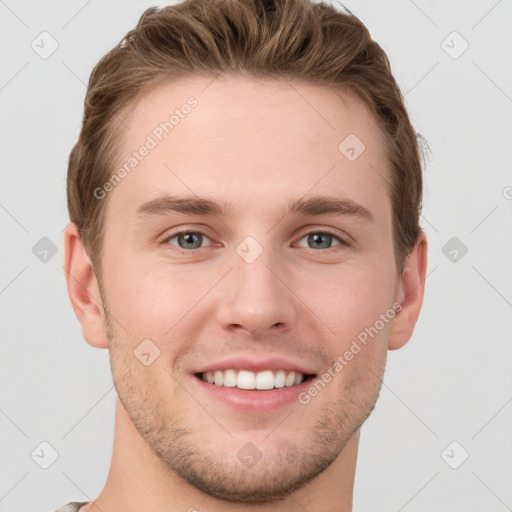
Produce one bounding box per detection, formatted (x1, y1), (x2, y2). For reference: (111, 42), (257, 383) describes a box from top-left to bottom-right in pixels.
(103, 304), (385, 504)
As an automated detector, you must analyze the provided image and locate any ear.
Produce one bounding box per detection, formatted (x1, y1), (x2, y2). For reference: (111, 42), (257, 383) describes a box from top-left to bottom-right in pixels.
(388, 232), (428, 350)
(63, 223), (108, 349)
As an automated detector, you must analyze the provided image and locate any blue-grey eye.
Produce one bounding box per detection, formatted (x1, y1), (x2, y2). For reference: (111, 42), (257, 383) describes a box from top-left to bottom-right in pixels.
(172, 232), (204, 250)
(297, 232), (343, 250)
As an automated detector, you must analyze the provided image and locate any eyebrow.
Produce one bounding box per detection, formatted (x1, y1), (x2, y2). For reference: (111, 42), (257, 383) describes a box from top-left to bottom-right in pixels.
(136, 194), (374, 223)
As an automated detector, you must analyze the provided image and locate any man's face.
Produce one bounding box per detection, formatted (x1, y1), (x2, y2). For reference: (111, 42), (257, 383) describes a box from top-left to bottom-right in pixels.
(98, 76), (400, 503)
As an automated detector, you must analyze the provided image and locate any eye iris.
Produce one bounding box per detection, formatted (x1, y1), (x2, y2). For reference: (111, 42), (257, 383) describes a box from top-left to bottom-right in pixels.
(308, 233), (332, 249)
(178, 232), (202, 249)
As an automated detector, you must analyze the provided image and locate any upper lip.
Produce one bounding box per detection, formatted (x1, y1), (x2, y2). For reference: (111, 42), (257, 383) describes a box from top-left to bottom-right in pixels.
(193, 357), (317, 376)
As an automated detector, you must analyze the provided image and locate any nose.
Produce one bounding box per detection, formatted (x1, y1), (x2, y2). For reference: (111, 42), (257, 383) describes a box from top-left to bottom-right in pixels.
(215, 247), (298, 339)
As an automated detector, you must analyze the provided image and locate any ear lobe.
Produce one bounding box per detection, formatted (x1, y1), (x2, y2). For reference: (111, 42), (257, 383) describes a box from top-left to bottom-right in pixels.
(63, 223), (109, 349)
(388, 233), (428, 351)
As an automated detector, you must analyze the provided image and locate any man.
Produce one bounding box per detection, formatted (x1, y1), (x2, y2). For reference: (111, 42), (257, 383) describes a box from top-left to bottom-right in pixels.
(59, 0), (427, 510)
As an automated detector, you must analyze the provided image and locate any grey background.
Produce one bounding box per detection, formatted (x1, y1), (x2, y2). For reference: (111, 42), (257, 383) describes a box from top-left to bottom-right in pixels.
(1, 0), (511, 511)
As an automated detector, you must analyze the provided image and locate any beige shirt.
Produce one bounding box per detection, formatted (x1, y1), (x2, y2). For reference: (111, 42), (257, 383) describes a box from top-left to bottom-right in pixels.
(52, 502), (89, 512)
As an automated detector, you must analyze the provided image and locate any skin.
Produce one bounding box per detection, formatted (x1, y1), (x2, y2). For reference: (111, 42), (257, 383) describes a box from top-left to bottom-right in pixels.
(64, 75), (427, 512)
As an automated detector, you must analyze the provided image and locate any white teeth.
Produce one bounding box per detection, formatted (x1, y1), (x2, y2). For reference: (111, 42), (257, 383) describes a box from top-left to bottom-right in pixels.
(256, 370), (274, 390)
(200, 369), (306, 390)
(237, 370), (256, 390)
(285, 371), (296, 387)
(274, 369), (286, 388)
(223, 369), (237, 387)
(214, 370), (224, 386)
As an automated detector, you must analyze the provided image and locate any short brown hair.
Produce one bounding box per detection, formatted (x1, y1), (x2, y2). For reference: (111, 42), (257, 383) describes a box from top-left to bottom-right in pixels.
(67, 0), (423, 278)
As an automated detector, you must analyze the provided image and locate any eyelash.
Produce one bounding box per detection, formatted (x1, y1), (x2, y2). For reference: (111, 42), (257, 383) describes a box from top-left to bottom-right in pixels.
(161, 229), (349, 253)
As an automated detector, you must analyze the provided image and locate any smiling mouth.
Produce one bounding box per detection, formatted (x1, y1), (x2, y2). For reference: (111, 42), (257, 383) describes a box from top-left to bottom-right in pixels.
(195, 369), (316, 391)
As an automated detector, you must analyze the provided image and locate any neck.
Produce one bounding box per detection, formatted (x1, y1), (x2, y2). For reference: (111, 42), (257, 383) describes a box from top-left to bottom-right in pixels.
(82, 398), (359, 512)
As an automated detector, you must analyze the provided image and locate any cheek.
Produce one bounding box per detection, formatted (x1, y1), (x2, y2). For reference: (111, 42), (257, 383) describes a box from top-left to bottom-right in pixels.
(102, 258), (220, 345)
(298, 260), (396, 341)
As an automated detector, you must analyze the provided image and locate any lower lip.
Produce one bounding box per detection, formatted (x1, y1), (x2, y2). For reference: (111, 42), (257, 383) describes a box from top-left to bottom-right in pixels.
(191, 374), (316, 412)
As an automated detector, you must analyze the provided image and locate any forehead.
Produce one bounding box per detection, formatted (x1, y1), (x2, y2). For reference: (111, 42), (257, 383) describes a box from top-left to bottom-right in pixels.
(107, 75), (390, 224)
